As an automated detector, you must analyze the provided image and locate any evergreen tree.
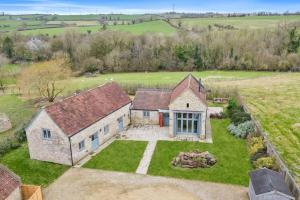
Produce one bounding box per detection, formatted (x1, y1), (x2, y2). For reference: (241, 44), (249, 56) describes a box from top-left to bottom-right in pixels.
(2, 37), (14, 58)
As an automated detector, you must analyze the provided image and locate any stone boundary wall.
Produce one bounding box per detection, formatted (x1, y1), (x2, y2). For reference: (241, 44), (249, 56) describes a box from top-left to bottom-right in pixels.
(241, 99), (300, 200)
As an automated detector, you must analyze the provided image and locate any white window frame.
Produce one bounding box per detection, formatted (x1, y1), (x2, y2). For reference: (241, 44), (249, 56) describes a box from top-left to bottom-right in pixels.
(42, 128), (51, 139)
(143, 111), (150, 118)
(79, 140), (85, 151)
(104, 125), (109, 135)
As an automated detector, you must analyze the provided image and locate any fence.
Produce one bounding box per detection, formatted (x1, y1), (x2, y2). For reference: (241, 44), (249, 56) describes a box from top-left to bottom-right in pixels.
(242, 103), (300, 200)
(21, 185), (43, 200)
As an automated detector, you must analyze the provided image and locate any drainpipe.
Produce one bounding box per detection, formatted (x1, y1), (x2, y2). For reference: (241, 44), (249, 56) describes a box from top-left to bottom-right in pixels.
(68, 137), (74, 166)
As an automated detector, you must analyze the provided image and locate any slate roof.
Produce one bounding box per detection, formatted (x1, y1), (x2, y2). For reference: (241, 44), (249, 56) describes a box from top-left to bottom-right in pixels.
(250, 168), (294, 197)
(45, 82), (131, 136)
(131, 74), (206, 110)
(0, 165), (21, 200)
(131, 89), (172, 110)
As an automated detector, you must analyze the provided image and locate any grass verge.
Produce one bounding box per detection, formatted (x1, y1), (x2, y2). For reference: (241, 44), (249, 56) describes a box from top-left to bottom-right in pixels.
(83, 140), (148, 173)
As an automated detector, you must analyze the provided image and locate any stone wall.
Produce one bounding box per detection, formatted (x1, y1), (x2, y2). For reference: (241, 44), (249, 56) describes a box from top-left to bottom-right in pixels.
(131, 110), (159, 125)
(0, 113), (12, 133)
(70, 103), (131, 164)
(169, 89), (207, 138)
(26, 110), (72, 165)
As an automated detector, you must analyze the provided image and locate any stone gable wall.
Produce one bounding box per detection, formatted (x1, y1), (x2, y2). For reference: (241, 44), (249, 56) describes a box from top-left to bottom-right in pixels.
(169, 89), (207, 138)
(26, 110), (72, 165)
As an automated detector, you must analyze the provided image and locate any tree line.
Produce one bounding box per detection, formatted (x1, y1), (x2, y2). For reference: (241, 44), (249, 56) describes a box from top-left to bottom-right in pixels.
(1, 26), (300, 73)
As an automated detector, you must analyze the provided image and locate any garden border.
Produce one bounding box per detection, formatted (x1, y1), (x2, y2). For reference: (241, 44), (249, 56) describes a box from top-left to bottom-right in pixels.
(241, 96), (300, 200)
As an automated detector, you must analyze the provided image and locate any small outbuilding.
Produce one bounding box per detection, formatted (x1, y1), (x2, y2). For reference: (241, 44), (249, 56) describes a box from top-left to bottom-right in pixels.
(249, 168), (295, 200)
(0, 164), (21, 200)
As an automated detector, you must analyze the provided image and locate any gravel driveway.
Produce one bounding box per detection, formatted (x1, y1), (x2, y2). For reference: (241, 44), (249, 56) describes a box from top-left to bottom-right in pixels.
(43, 168), (248, 200)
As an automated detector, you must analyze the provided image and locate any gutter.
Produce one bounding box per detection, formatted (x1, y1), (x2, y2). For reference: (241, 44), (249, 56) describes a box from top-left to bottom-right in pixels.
(68, 137), (74, 166)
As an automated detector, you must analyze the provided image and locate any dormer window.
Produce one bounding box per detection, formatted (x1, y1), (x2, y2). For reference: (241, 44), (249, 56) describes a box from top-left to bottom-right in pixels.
(186, 103), (189, 108)
(42, 128), (51, 139)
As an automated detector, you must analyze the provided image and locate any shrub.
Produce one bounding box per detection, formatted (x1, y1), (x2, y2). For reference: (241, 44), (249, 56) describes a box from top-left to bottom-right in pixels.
(231, 110), (251, 125)
(254, 156), (279, 171)
(15, 127), (27, 143)
(227, 120), (256, 139)
(247, 136), (267, 161)
(0, 138), (21, 156)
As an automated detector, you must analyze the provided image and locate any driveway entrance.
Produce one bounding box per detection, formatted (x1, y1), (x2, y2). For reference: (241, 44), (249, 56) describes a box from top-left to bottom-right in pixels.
(43, 168), (248, 200)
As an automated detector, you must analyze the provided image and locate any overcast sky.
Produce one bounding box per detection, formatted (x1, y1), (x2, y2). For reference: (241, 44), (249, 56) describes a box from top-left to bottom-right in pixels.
(1, 0), (300, 14)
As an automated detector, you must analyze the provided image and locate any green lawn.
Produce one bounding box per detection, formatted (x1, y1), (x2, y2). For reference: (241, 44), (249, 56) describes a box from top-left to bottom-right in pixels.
(0, 144), (69, 186)
(148, 119), (252, 186)
(171, 15), (300, 30)
(108, 20), (176, 35)
(0, 95), (35, 140)
(83, 140), (147, 173)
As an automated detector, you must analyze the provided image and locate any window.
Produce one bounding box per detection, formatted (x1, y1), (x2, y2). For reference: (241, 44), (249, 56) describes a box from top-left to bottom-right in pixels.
(104, 125), (109, 135)
(143, 111), (150, 118)
(79, 140), (85, 151)
(186, 103), (189, 108)
(42, 128), (51, 139)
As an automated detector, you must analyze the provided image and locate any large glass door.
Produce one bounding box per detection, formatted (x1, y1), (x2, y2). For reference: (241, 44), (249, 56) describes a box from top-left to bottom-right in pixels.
(175, 112), (201, 135)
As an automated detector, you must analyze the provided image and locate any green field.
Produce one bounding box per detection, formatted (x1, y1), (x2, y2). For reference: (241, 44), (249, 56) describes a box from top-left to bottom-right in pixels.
(0, 95), (35, 140)
(149, 119), (252, 186)
(108, 20), (176, 35)
(171, 15), (300, 29)
(18, 25), (101, 36)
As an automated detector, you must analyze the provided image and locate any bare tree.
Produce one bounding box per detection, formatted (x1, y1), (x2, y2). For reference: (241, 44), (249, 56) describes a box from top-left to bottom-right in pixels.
(18, 59), (71, 102)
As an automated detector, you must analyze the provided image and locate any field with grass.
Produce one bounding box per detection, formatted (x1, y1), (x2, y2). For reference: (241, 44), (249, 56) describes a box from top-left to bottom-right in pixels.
(108, 20), (176, 35)
(0, 144), (69, 186)
(19, 25), (101, 36)
(171, 15), (300, 29)
(83, 140), (147, 172)
(0, 95), (35, 140)
(148, 119), (252, 186)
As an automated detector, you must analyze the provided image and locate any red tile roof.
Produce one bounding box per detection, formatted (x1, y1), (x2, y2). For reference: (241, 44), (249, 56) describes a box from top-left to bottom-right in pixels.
(131, 89), (171, 110)
(45, 82), (131, 136)
(171, 74), (206, 103)
(0, 165), (21, 200)
(132, 74), (206, 111)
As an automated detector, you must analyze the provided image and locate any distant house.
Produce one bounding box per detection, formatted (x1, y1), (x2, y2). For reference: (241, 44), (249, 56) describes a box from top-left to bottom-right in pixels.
(26, 82), (131, 165)
(131, 74), (209, 140)
(249, 168), (295, 200)
(0, 164), (21, 200)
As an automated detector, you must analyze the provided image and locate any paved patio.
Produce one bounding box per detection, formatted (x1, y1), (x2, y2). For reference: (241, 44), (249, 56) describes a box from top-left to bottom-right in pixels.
(43, 168), (248, 200)
(120, 125), (171, 141)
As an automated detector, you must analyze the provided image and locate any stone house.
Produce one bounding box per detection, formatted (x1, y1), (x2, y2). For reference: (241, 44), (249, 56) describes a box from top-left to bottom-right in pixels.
(26, 82), (131, 165)
(0, 164), (21, 200)
(131, 74), (209, 140)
